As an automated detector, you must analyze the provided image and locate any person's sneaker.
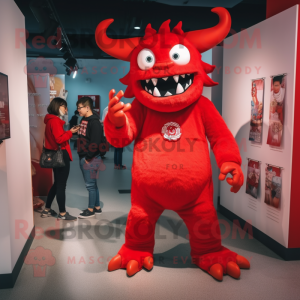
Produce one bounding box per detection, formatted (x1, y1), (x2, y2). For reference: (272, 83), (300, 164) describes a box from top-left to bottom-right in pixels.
(79, 209), (95, 218)
(57, 212), (77, 221)
(94, 207), (102, 214)
(41, 208), (57, 218)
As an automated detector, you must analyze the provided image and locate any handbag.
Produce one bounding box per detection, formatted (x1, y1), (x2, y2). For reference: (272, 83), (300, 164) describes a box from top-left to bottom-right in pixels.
(39, 137), (65, 168)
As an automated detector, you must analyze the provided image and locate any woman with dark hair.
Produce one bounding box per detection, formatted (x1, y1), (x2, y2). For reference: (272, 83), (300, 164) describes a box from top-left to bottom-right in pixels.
(41, 97), (80, 220)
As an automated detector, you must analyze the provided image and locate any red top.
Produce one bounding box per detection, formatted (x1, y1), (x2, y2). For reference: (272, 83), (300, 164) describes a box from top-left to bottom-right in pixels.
(44, 114), (73, 161)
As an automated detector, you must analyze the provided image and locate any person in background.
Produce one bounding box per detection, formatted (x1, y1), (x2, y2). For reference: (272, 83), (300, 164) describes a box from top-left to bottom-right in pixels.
(114, 147), (126, 170)
(77, 97), (103, 218)
(41, 97), (79, 220)
(69, 110), (80, 149)
(69, 110), (79, 128)
(102, 105), (126, 170)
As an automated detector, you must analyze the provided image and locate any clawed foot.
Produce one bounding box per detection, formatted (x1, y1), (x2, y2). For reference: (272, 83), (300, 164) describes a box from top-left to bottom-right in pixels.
(195, 247), (250, 281)
(108, 245), (153, 277)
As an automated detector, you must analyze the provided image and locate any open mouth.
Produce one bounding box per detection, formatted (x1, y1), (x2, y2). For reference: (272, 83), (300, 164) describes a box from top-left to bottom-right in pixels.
(140, 73), (195, 97)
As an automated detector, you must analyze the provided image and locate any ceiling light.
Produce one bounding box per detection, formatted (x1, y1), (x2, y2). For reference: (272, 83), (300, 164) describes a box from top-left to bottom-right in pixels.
(73, 70), (77, 79)
(133, 17), (142, 30)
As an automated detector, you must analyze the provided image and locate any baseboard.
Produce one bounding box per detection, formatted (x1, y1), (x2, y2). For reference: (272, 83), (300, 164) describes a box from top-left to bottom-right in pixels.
(0, 226), (35, 289)
(219, 205), (300, 261)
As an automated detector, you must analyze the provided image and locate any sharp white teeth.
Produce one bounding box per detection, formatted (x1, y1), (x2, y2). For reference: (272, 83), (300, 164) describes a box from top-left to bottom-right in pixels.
(151, 78), (158, 86)
(146, 79), (150, 83)
(162, 77), (168, 81)
(189, 79), (192, 85)
(176, 83), (184, 94)
(173, 75), (179, 83)
(153, 87), (161, 97)
(145, 86), (148, 92)
(181, 74), (185, 78)
(185, 83), (189, 89)
(149, 89), (152, 94)
(164, 91), (172, 96)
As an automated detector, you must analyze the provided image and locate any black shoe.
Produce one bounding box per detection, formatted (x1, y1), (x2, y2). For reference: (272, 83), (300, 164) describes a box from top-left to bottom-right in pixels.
(94, 207), (102, 214)
(79, 209), (95, 218)
(57, 212), (77, 221)
(41, 208), (57, 218)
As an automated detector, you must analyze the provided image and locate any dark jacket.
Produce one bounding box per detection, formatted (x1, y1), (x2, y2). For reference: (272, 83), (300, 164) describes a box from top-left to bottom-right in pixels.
(77, 113), (103, 161)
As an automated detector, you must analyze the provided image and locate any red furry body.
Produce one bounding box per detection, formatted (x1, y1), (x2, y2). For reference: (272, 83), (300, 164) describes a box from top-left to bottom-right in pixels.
(96, 8), (249, 279)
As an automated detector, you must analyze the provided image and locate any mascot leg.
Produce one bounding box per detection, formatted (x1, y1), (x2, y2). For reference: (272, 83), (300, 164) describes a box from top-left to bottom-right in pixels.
(177, 179), (250, 281)
(108, 187), (164, 277)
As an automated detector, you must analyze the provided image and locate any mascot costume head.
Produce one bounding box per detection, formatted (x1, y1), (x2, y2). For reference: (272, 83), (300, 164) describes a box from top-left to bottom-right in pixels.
(95, 7), (249, 281)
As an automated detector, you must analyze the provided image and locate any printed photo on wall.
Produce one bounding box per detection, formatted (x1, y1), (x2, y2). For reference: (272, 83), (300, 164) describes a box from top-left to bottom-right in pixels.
(267, 74), (286, 147)
(246, 159), (260, 199)
(265, 164), (282, 209)
(249, 78), (264, 143)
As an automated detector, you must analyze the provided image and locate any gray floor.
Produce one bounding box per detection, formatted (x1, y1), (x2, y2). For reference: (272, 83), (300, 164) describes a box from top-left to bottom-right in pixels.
(1, 147), (300, 300)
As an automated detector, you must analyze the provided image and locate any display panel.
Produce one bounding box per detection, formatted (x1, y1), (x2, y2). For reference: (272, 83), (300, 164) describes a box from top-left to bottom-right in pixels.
(221, 6), (297, 247)
(0, 72), (10, 141)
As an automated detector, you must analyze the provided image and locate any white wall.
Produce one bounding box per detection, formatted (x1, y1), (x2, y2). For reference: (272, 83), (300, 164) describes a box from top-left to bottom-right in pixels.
(0, 0), (33, 273)
(221, 6), (298, 247)
(211, 46), (224, 207)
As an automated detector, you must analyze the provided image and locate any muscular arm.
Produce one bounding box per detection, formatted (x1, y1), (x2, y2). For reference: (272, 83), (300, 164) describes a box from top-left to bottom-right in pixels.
(199, 96), (241, 168)
(103, 98), (145, 148)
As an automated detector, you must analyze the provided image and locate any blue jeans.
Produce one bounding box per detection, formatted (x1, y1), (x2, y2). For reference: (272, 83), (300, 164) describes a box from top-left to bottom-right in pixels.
(79, 156), (100, 208)
(114, 147), (123, 166)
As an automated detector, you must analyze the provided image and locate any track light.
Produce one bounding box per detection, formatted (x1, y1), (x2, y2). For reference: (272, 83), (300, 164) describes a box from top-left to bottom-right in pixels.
(133, 17), (142, 30)
(59, 42), (67, 52)
(63, 52), (71, 60)
(73, 70), (77, 79)
(64, 57), (77, 70)
(66, 68), (72, 76)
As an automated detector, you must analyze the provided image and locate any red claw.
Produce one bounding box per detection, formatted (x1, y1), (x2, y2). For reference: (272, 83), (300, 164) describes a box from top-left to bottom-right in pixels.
(209, 264), (223, 281)
(227, 261), (241, 279)
(108, 254), (122, 272)
(236, 255), (250, 269)
(143, 256), (154, 271)
(126, 260), (139, 277)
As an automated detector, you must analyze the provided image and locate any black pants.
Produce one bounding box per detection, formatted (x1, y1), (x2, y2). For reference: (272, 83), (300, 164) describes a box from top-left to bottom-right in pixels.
(46, 150), (70, 213)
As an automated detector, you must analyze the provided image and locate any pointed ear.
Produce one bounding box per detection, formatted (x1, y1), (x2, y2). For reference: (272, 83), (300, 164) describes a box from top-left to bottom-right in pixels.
(203, 75), (218, 87)
(120, 72), (130, 85)
(123, 84), (135, 98)
(202, 62), (216, 74)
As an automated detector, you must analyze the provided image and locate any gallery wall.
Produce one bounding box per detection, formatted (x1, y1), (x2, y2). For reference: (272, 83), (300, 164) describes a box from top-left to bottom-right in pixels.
(0, 0), (33, 274)
(221, 5), (298, 247)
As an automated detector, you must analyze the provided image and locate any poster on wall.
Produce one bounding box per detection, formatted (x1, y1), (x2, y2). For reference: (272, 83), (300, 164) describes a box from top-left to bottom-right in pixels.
(265, 164), (282, 209)
(28, 74), (53, 196)
(246, 159), (260, 199)
(267, 74), (286, 147)
(78, 95), (100, 115)
(50, 74), (67, 123)
(249, 78), (264, 143)
(0, 73), (10, 141)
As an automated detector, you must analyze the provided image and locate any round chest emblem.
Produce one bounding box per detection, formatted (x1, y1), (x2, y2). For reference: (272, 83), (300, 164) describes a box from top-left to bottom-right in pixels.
(161, 122), (182, 141)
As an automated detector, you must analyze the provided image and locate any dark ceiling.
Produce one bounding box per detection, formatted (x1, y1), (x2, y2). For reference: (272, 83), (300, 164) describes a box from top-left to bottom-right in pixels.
(14, 0), (267, 60)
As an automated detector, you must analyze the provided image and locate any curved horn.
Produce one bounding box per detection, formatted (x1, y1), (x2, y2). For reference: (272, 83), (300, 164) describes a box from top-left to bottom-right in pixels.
(95, 19), (142, 61)
(185, 7), (231, 53)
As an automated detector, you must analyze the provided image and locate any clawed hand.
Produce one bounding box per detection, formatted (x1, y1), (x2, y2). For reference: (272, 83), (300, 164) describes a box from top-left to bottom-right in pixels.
(219, 162), (244, 193)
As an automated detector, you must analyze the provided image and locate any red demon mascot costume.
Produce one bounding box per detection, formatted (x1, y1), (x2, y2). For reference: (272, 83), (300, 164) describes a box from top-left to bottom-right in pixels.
(95, 7), (250, 280)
